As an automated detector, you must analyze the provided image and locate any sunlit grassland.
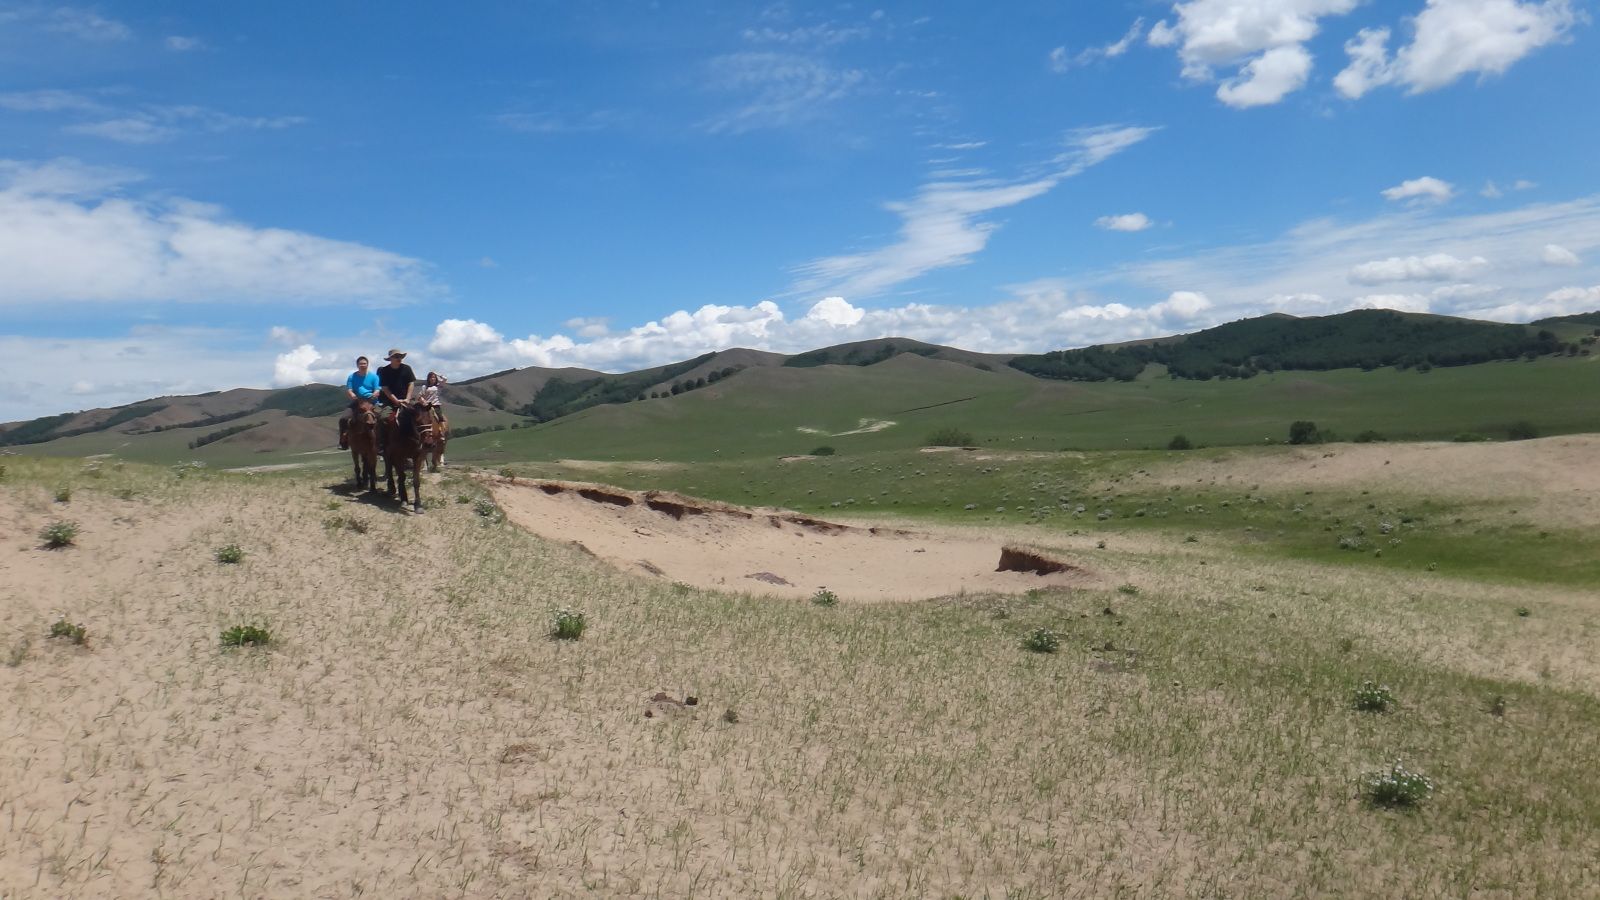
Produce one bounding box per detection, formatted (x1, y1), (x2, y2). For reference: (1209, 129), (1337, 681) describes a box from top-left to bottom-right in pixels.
(4, 453), (1594, 896)
(452, 354), (1597, 464)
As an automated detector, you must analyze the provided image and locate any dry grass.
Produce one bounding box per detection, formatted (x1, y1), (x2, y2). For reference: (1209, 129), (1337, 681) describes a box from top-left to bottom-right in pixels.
(1, 456), (1597, 897)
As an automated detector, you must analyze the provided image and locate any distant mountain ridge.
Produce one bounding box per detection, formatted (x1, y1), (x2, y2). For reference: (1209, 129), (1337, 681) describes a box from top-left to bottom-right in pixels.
(2, 310), (1594, 455)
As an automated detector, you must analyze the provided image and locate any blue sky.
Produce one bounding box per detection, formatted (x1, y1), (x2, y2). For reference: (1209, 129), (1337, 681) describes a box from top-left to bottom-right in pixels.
(2, 0), (1597, 419)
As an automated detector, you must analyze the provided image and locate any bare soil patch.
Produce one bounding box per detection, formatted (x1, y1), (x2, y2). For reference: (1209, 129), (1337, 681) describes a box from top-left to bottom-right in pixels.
(487, 478), (1092, 601)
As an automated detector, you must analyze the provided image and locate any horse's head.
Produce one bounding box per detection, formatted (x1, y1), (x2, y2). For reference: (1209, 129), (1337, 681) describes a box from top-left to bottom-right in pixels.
(354, 401), (377, 428)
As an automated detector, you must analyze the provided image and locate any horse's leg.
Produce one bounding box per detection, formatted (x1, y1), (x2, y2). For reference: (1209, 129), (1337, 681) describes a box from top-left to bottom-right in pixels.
(412, 458), (423, 512)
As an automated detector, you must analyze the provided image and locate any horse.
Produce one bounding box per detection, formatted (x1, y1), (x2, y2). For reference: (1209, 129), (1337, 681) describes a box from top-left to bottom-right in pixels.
(425, 406), (449, 473)
(384, 401), (435, 513)
(347, 401), (379, 492)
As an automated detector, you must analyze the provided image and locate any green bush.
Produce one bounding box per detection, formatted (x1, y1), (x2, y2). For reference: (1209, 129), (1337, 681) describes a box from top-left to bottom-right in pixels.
(220, 624), (272, 648)
(54, 486), (72, 503)
(550, 608), (587, 641)
(811, 588), (839, 607)
(1020, 627), (1060, 654)
(1350, 680), (1396, 712)
(1360, 760), (1435, 809)
(40, 521), (79, 548)
(49, 617), (86, 645)
(924, 427), (975, 447)
(214, 544), (245, 564)
(810, 446), (837, 456)
(1288, 421), (1321, 445)
(1167, 434), (1193, 450)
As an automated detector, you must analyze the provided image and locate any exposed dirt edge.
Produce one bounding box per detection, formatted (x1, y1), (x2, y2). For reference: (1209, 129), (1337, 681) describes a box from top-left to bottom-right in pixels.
(996, 545), (1079, 576)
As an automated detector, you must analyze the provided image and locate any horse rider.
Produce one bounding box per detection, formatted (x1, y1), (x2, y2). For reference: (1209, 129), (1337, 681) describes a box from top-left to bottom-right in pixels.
(376, 348), (419, 432)
(339, 355), (380, 450)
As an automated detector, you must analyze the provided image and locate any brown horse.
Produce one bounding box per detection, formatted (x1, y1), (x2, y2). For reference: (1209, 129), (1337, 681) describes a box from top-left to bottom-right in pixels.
(425, 407), (449, 473)
(384, 402), (435, 512)
(347, 401), (379, 491)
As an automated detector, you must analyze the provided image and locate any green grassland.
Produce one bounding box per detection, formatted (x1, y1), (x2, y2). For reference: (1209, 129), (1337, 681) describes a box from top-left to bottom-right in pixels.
(3, 454), (1597, 896)
(451, 353), (1597, 465)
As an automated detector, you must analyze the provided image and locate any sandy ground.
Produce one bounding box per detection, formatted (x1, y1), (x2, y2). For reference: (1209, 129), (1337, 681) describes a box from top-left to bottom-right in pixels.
(1145, 434), (1600, 525)
(488, 478), (1094, 601)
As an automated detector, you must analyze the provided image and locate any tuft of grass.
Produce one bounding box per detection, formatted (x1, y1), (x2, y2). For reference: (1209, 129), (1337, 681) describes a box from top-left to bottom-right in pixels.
(220, 623), (272, 648)
(474, 497), (504, 523)
(1116, 583), (1139, 595)
(49, 616), (87, 645)
(5, 638), (28, 668)
(1514, 606), (1531, 618)
(323, 514), (370, 534)
(1350, 680), (1396, 712)
(810, 587), (839, 607)
(1020, 627), (1060, 654)
(54, 486), (72, 503)
(39, 520), (79, 548)
(550, 608), (586, 641)
(1360, 760), (1435, 809)
(214, 543), (245, 564)
(1486, 694), (1508, 717)
(722, 708), (740, 724)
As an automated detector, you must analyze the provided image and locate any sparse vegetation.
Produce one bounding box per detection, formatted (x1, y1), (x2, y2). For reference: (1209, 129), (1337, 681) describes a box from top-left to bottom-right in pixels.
(1288, 420), (1322, 445)
(54, 486), (71, 503)
(1019, 627), (1060, 654)
(549, 608), (587, 641)
(220, 624), (272, 648)
(39, 520), (79, 548)
(924, 427), (975, 447)
(810, 587), (838, 607)
(1350, 680), (1396, 712)
(1360, 760), (1436, 809)
(810, 445), (836, 456)
(49, 617), (87, 645)
(1167, 434), (1193, 450)
(214, 543), (245, 564)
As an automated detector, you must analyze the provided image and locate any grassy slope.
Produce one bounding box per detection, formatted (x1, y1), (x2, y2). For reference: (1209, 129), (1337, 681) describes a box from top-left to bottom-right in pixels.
(453, 354), (1598, 464)
(3, 456), (1596, 897)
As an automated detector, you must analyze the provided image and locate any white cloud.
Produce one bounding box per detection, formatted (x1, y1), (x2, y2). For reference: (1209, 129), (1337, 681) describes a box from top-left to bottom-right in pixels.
(794, 125), (1156, 298)
(564, 316), (612, 338)
(64, 106), (307, 144)
(1381, 176), (1456, 204)
(1095, 212), (1154, 232)
(269, 326), (315, 346)
(165, 35), (204, 51)
(45, 7), (131, 41)
(1542, 243), (1580, 266)
(806, 296), (865, 326)
(0, 158), (434, 306)
(1352, 293), (1433, 312)
(1051, 18), (1145, 71)
(0, 89), (104, 112)
(1148, 0), (1360, 107)
(1150, 290), (1213, 320)
(1349, 253), (1489, 283)
(1334, 0), (1581, 98)
(271, 344), (328, 387)
(701, 52), (866, 133)
(741, 23), (870, 46)
(1467, 284), (1600, 322)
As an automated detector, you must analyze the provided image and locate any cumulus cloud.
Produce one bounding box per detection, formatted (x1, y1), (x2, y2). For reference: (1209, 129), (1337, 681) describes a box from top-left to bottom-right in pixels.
(1349, 253), (1489, 284)
(271, 344), (329, 387)
(1148, 0), (1360, 107)
(1541, 243), (1580, 266)
(794, 125), (1156, 298)
(1334, 0), (1581, 99)
(806, 296), (865, 326)
(1095, 212), (1154, 232)
(0, 158), (434, 307)
(1381, 176), (1456, 204)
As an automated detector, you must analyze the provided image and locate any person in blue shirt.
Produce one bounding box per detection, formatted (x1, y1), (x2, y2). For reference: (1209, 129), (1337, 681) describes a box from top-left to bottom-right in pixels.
(339, 355), (380, 450)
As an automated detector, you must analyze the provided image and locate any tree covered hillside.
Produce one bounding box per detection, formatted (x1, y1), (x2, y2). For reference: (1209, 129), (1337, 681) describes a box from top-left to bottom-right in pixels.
(1011, 310), (1576, 381)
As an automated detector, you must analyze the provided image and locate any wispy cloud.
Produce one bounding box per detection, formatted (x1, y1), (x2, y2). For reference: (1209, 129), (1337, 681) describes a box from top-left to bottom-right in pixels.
(1382, 176), (1456, 205)
(0, 89), (105, 112)
(1050, 18), (1145, 72)
(0, 158), (434, 307)
(43, 6), (131, 41)
(60, 105), (306, 144)
(164, 35), (204, 52)
(701, 51), (866, 134)
(792, 125), (1157, 298)
(494, 109), (625, 134)
(1095, 212), (1153, 232)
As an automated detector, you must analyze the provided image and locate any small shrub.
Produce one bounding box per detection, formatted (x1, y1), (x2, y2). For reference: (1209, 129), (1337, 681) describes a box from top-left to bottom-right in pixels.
(39, 520), (79, 548)
(49, 616), (87, 645)
(1506, 420), (1539, 441)
(474, 498), (503, 522)
(1288, 421), (1321, 445)
(1116, 584), (1139, 595)
(924, 427), (975, 447)
(214, 544), (245, 564)
(811, 588), (839, 607)
(1515, 606), (1531, 618)
(550, 608), (587, 640)
(54, 486), (72, 503)
(1167, 434), (1193, 450)
(456, 494), (473, 504)
(220, 624), (272, 648)
(1350, 680), (1396, 712)
(1360, 759), (1435, 809)
(1020, 627), (1060, 654)
(810, 445), (836, 456)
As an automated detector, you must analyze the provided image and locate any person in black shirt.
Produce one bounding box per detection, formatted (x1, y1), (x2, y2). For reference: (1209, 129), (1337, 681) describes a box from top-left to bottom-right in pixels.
(377, 349), (417, 408)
